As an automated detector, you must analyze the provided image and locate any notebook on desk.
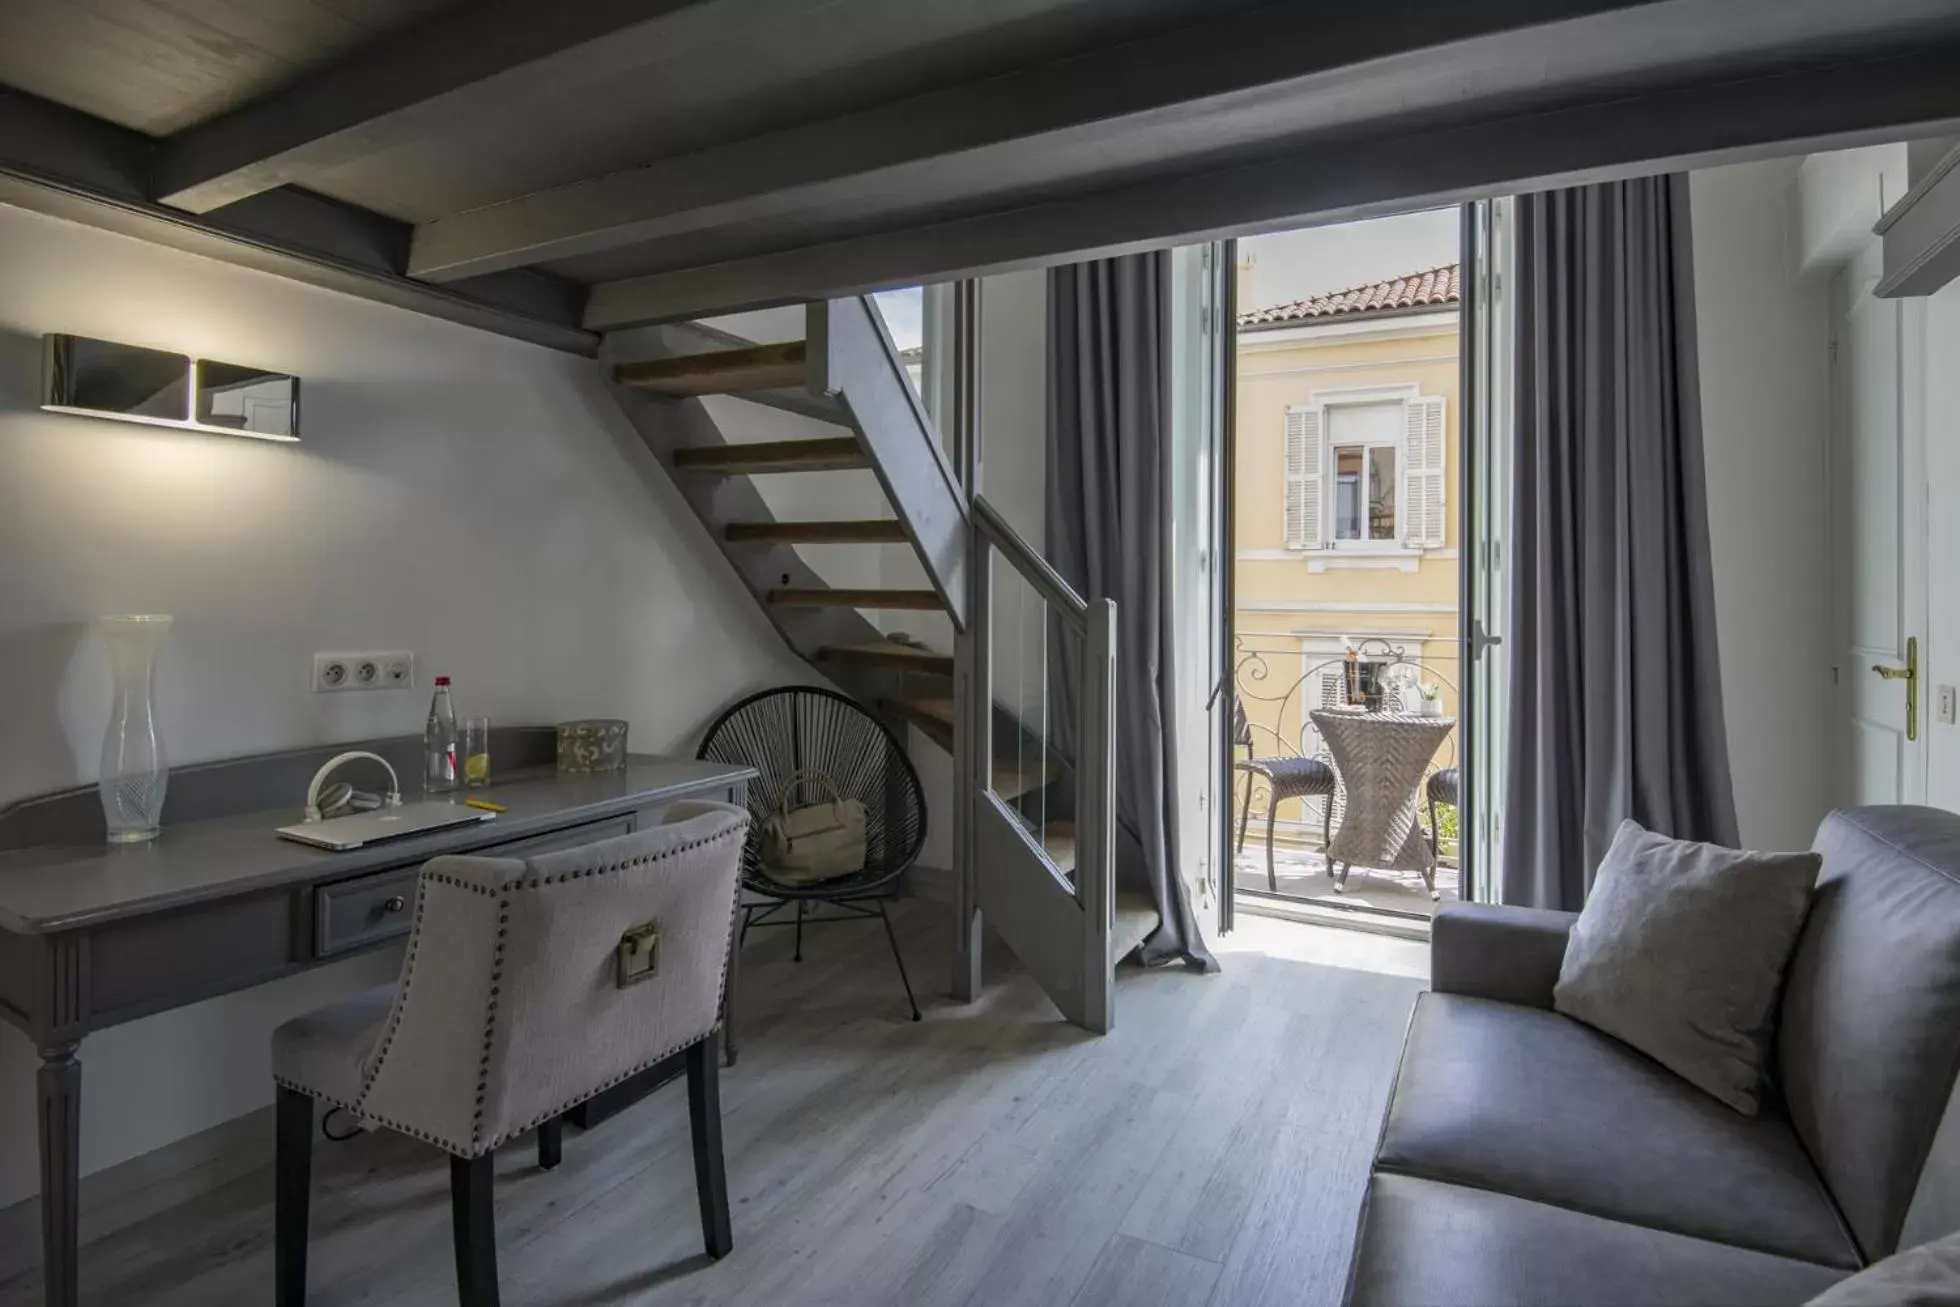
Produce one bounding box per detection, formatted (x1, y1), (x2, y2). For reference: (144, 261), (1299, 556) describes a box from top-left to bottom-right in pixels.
(275, 801), (495, 850)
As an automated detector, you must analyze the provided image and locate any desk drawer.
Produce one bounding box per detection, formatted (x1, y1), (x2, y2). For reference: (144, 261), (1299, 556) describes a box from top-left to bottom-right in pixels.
(312, 814), (641, 958)
(315, 868), (420, 958)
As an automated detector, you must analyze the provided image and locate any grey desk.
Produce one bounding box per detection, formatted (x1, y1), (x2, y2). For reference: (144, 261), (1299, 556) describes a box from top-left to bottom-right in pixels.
(0, 731), (753, 1307)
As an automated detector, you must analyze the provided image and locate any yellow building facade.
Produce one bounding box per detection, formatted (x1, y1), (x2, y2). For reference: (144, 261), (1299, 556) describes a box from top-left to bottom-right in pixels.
(1233, 265), (1462, 827)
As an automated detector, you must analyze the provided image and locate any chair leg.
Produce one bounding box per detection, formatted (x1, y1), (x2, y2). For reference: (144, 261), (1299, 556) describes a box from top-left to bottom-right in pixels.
(1264, 804), (1279, 893)
(536, 1116), (562, 1171)
(1236, 777), (1253, 855)
(450, 1153), (500, 1307)
(1427, 795), (1440, 856)
(1322, 796), (1333, 858)
(686, 1033), (734, 1260)
(876, 899), (923, 1022)
(792, 900), (805, 963)
(275, 1087), (313, 1307)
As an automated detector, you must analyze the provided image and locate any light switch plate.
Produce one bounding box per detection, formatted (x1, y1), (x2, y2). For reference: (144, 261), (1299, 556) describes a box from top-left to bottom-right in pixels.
(1938, 684), (1957, 727)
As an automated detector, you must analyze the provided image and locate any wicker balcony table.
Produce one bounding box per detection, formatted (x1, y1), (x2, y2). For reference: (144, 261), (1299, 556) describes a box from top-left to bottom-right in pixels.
(1310, 708), (1456, 900)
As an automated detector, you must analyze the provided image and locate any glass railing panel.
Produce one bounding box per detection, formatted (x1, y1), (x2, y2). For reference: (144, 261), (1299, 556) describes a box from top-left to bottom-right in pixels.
(985, 547), (1054, 869)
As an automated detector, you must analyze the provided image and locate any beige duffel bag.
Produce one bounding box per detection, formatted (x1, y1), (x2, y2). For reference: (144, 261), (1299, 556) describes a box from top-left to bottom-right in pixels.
(759, 769), (867, 884)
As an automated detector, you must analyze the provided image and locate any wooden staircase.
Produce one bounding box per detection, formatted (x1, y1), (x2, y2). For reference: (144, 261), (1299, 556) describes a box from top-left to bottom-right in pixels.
(607, 303), (993, 788)
(604, 298), (1157, 1030)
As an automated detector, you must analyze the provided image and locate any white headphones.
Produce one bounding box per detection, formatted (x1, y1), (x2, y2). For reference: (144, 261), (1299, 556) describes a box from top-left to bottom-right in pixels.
(302, 751), (405, 823)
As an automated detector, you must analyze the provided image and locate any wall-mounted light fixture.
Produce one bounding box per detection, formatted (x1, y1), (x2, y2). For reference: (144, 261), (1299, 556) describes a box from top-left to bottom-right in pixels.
(41, 334), (300, 442)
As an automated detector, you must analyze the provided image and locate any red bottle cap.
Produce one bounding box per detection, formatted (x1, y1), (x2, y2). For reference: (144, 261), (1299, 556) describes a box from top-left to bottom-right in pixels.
(434, 676), (451, 686)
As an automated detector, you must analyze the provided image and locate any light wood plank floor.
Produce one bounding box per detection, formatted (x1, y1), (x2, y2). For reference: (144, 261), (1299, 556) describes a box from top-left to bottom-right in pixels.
(2, 903), (1425, 1307)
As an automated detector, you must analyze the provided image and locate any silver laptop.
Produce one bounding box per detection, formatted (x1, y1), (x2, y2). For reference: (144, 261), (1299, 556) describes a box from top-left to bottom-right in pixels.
(276, 801), (495, 850)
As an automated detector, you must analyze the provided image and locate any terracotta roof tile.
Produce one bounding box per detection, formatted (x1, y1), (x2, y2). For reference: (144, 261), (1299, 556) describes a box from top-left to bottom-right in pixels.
(1238, 263), (1460, 329)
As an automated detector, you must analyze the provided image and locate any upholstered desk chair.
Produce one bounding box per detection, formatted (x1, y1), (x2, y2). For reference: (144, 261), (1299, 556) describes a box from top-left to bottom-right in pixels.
(270, 801), (749, 1307)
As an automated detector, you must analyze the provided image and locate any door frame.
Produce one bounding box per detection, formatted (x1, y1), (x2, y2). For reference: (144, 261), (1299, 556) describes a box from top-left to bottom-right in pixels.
(1213, 238), (1240, 933)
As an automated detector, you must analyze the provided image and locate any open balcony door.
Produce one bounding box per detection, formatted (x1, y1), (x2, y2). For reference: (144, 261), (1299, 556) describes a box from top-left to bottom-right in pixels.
(1169, 242), (1234, 932)
(1462, 199), (1514, 901)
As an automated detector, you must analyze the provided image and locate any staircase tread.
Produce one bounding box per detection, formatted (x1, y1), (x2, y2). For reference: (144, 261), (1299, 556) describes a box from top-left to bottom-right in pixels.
(1040, 820), (1076, 872)
(820, 641), (954, 671)
(728, 519), (908, 543)
(615, 340), (807, 396)
(673, 437), (867, 474)
(768, 587), (943, 610)
(1114, 889), (1161, 958)
(889, 696), (957, 726)
(993, 756), (1060, 800)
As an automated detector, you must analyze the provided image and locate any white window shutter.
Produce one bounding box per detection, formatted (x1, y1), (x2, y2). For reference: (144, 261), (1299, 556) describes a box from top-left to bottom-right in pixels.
(1299, 663), (1344, 756)
(1285, 406), (1325, 550)
(1403, 396), (1447, 548)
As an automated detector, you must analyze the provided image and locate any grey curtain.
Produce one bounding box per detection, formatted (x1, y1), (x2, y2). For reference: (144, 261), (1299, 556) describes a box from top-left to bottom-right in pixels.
(1047, 252), (1217, 972)
(1501, 175), (1740, 911)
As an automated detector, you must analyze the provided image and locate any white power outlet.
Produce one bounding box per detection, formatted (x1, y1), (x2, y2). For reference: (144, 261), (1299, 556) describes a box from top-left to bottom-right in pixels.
(312, 651), (415, 693)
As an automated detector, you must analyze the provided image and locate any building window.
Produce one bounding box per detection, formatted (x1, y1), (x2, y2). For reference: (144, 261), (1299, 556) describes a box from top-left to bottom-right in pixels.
(1285, 393), (1445, 551)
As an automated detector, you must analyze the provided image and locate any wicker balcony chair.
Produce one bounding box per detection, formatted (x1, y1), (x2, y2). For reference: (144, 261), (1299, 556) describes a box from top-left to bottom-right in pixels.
(1232, 699), (1337, 892)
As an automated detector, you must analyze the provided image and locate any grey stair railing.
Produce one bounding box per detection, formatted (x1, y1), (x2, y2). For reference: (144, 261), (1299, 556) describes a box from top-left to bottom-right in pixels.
(960, 493), (1123, 1034)
(808, 297), (968, 627)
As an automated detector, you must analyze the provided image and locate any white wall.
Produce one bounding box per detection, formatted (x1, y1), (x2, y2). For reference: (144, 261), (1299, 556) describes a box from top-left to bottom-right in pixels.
(0, 204), (805, 1206)
(1689, 159), (1836, 850)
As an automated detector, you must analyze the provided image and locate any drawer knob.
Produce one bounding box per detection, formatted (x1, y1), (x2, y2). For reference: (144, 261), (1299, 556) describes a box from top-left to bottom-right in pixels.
(383, 894), (408, 914)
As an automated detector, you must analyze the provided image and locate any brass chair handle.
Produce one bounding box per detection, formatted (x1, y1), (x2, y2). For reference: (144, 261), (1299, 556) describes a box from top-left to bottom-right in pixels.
(383, 894), (407, 914)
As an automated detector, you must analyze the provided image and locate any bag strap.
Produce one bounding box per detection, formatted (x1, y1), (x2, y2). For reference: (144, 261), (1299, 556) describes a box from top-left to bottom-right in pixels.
(774, 768), (845, 820)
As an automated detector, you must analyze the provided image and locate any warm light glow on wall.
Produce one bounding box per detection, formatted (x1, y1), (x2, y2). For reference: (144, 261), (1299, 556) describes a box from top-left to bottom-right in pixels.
(40, 334), (301, 442)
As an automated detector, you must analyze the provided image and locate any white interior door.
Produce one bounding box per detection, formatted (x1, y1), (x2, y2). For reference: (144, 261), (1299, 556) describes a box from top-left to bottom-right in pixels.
(1833, 243), (1928, 807)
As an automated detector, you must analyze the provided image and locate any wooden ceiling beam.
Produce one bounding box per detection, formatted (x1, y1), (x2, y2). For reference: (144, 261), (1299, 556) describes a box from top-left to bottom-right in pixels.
(582, 44), (1960, 329)
(0, 86), (595, 353)
(406, 0), (1654, 282)
(151, 0), (804, 215)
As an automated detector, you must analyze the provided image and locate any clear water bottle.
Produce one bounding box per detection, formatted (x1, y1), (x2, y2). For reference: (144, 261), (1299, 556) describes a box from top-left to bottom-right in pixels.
(424, 676), (459, 794)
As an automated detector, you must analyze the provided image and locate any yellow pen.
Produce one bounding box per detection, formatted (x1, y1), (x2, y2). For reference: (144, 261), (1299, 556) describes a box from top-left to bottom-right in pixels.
(464, 797), (507, 813)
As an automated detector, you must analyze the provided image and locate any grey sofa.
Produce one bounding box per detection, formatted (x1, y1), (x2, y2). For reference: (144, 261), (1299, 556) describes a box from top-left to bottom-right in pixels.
(1345, 805), (1960, 1307)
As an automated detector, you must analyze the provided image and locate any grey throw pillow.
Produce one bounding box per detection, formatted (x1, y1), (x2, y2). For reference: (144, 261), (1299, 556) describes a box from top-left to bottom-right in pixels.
(1553, 819), (1819, 1115)
(1806, 1230), (1960, 1305)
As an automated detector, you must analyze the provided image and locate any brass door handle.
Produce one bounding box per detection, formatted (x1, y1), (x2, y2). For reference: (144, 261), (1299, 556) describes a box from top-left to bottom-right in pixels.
(1870, 636), (1919, 742)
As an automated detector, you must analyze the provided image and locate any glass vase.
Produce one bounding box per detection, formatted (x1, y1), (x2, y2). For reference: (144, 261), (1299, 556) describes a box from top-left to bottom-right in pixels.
(98, 615), (172, 844)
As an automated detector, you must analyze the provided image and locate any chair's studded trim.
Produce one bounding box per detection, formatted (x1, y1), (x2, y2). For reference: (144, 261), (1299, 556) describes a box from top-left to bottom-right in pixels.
(470, 892), (511, 1153)
(285, 818), (750, 1158)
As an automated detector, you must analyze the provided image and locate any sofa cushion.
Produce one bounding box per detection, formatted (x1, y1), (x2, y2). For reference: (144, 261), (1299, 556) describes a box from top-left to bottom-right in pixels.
(1553, 819), (1819, 1115)
(1346, 1174), (1850, 1307)
(1780, 807), (1960, 1260)
(1377, 993), (1859, 1268)
(1805, 1229), (1960, 1306)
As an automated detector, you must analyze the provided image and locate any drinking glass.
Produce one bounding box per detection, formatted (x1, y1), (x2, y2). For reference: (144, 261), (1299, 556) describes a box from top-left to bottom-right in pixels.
(462, 717), (492, 788)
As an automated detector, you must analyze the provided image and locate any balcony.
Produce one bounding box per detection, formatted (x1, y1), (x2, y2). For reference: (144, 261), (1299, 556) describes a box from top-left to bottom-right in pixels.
(1231, 635), (1461, 922)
